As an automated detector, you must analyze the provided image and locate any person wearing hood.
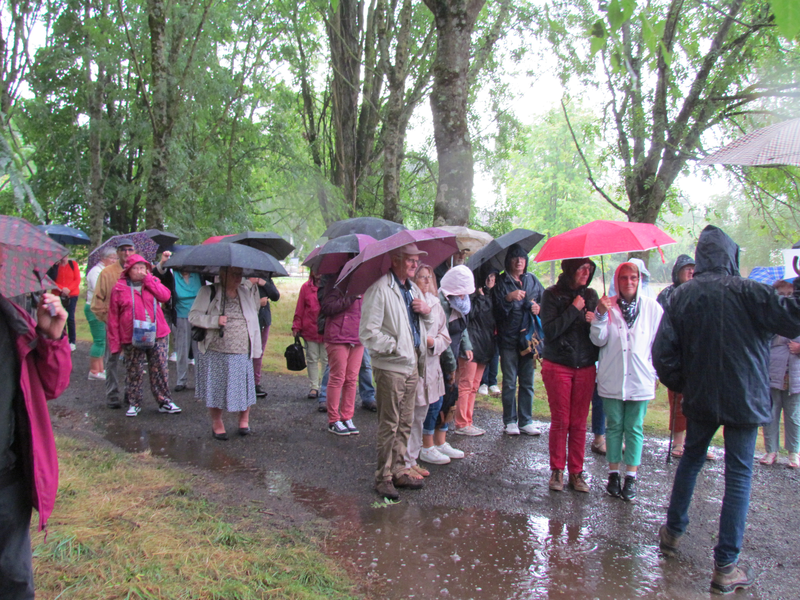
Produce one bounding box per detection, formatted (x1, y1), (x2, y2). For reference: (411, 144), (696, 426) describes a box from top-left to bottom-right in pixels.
(654, 225), (800, 595)
(591, 262), (663, 501)
(107, 254), (181, 417)
(655, 254), (695, 457)
(540, 257), (599, 493)
(492, 244), (545, 436)
(608, 257), (655, 299)
(292, 270), (327, 399)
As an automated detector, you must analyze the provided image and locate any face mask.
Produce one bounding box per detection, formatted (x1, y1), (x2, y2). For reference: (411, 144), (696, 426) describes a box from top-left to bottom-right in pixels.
(449, 295), (471, 316)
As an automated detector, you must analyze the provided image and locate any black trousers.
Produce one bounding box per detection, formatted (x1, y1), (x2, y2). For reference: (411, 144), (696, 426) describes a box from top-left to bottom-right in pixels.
(0, 476), (34, 600)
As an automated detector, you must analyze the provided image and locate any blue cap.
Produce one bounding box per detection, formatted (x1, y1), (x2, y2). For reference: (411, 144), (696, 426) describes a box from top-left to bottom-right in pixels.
(115, 238), (135, 248)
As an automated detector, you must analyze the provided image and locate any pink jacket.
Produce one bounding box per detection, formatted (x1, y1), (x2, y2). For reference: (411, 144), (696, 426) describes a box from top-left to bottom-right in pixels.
(107, 255), (171, 353)
(2, 296), (71, 530)
(292, 276), (323, 343)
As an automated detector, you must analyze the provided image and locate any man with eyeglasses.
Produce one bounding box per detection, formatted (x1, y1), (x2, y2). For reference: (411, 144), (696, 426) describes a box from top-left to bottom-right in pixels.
(360, 244), (435, 501)
(91, 239), (136, 409)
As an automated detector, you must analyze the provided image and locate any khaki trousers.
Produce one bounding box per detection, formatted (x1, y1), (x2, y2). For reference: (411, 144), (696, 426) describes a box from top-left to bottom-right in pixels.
(374, 367), (419, 483)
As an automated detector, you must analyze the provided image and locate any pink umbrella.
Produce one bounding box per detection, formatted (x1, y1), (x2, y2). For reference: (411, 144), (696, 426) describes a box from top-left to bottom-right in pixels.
(304, 234), (377, 275)
(699, 118), (800, 167)
(335, 228), (459, 296)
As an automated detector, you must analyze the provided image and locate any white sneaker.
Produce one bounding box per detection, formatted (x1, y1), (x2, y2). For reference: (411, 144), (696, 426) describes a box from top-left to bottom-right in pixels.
(454, 425), (485, 437)
(159, 401), (182, 414)
(88, 371), (106, 381)
(169, 352), (177, 362)
(478, 384), (489, 396)
(188, 358), (195, 366)
(419, 446), (450, 465)
(520, 423), (542, 436)
(126, 405), (141, 417)
(436, 442), (464, 459)
(489, 385), (501, 397)
(789, 452), (799, 468)
(504, 422), (520, 435)
(69, 343), (76, 352)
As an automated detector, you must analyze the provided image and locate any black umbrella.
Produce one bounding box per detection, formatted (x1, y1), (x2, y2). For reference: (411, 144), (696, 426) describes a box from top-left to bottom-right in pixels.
(224, 231), (295, 261)
(163, 243), (288, 277)
(466, 228), (545, 276)
(142, 229), (179, 251)
(36, 224), (91, 246)
(323, 217), (407, 240)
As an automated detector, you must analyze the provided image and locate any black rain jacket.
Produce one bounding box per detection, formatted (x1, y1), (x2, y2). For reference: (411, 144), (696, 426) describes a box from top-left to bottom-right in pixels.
(656, 254), (695, 309)
(467, 270), (498, 364)
(540, 258), (599, 368)
(653, 225), (800, 426)
(492, 252), (545, 350)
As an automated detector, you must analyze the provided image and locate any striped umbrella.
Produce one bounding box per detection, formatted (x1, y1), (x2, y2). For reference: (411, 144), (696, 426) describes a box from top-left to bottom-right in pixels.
(699, 119), (800, 167)
(0, 216), (67, 298)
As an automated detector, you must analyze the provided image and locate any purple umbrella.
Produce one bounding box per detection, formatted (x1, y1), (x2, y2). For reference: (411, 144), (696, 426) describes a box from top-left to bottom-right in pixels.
(304, 234), (377, 275)
(86, 231), (176, 272)
(335, 228), (458, 296)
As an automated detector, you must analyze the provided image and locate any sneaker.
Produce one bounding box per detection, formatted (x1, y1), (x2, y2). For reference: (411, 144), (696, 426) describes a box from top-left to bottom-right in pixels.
(343, 419), (359, 435)
(520, 423), (541, 436)
(126, 405), (141, 417)
(504, 422), (520, 435)
(159, 400), (182, 414)
(328, 421), (350, 436)
(169, 352), (177, 362)
(393, 473), (424, 489)
(454, 424), (484, 436)
(658, 524), (681, 557)
(188, 358), (195, 366)
(710, 562), (755, 595)
(549, 469), (564, 492)
(255, 384), (267, 398)
(435, 442), (464, 459)
(478, 384), (489, 396)
(488, 385), (501, 397)
(606, 472), (621, 497)
(69, 343), (76, 352)
(375, 479), (399, 500)
(568, 471), (590, 493)
(88, 371), (106, 381)
(419, 446), (450, 465)
(759, 451), (777, 465)
(620, 475), (637, 501)
(789, 452), (799, 468)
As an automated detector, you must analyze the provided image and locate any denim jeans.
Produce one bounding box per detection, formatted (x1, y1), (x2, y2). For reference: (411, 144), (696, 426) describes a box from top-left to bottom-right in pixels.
(591, 386), (606, 436)
(665, 419), (758, 566)
(499, 346), (534, 426)
(480, 346), (499, 387)
(422, 396), (446, 434)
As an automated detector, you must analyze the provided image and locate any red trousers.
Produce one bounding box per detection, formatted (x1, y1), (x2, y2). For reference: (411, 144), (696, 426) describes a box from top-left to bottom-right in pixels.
(455, 358), (486, 429)
(325, 342), (364, 424)
(668, 389), (687, 433)
(541, 359), (596, 474)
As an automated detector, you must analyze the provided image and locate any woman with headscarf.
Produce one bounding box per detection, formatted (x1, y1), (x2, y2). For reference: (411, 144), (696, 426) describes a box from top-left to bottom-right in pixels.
(591, 262), (663, 501)
(540, 258), (599, 493)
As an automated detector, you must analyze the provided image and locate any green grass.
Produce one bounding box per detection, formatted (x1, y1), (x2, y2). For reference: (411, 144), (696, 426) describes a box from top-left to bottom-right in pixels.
(32, 436), (359, 600)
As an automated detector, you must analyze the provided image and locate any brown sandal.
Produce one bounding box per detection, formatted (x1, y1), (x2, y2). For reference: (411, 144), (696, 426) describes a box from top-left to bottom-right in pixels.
(670, 446), (684, 458)
(411, 464), (430, 477)
(308, 389), (319, 399)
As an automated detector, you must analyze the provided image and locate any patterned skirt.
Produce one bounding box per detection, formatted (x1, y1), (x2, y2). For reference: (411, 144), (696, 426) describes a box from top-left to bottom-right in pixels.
(196, 350), (257, 412)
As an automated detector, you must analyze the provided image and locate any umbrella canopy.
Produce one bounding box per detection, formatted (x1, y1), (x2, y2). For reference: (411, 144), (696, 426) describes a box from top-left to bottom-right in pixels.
(323, 217), (407, 240)
(202, 234), (235, 245)
(466, 229), (545, 276)
(534, 220), (676, 263)
(699, 118), (800, 168)
(748, 266), (786, 285)
(335, 228), (458, 297)
(437, 226), (493, 254)
(0, 216), (67, 298)
(36, 224), (90, 246)
(222, 231), (295, 261)
(141, 229), (179, 251)
(305, 234), (377, 275)
(163, 242), (288, 278)
(87, 231), (174, 272)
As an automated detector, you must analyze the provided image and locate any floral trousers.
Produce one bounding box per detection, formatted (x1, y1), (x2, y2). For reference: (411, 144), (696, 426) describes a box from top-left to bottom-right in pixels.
(123, 336), (170, 407)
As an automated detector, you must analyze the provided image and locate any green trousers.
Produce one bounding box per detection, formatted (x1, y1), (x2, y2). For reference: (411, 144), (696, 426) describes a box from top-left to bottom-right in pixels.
(602, 397), (649, 467)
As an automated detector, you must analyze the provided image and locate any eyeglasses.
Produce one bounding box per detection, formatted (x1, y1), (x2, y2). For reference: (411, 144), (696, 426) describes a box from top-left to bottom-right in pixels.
(404, 258), (420, 265)
(417, 275), (432, 280)
(117, 247), (135, 253)
(576, 264), (592, 273)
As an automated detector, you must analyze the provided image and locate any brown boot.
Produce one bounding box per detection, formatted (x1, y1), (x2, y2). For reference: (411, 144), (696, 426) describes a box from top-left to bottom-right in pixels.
(549, 469), (564, 491)
(375, 480), (399, 500)
(568, 472), (590, 493)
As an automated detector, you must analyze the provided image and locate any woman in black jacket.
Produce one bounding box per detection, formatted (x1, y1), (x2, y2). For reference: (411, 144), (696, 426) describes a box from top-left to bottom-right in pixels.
(540, 258), (599, 493)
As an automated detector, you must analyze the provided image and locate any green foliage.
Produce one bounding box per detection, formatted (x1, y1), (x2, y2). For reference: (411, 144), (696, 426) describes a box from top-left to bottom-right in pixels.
(772, 0), (800, 39)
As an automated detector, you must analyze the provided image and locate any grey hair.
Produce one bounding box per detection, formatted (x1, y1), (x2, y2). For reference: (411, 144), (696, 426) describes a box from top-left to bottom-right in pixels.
(101, 247), (118, 259)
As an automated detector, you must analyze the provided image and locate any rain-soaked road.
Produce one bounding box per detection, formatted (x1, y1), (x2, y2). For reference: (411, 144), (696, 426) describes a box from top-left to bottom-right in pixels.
(50, 343), (800, 599)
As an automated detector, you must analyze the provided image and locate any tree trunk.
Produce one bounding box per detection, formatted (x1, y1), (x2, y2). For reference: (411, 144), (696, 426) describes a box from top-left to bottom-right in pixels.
(145, 0), (169, 229)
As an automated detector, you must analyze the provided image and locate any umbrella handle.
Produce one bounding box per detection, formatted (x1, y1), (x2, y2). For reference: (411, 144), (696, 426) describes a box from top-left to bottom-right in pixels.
(601, 256), (606, 296)
(219, 288), (226, 338)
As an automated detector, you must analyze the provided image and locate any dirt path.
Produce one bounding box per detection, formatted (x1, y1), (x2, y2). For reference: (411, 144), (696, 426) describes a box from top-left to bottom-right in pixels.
(51, 342), (800, 599)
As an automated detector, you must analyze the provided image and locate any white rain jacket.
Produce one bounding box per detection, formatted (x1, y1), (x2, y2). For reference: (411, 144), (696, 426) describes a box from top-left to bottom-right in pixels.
(590, 262), (663, 401)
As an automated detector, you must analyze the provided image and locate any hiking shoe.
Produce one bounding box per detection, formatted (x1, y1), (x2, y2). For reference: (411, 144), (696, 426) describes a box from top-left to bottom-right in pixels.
(159, 401), (182, 414)
(549, 469), (564, 492)
(504, 422), (520, 435)
(328, 421), (350, 436)
(478, 384), (489, 396)
(343, 419), (359, 435)
(362, 401), (377, 412)
(489, 385), (501, 397)
(711, 562), (755, 595)
(318, 401), (327, 413)
(375, 480), (399, 500)
(393, 473), (424, 489)
(621, 475), (637, 501)
(568, 472), (590, 493)
(520, 423), (541, 436)
(658, 524), (681, 557)
(419, 446), (450, 465)
(759, 451), (777, 465)
(454, 425), (484, 436)
(606, 472), (622, 497)
(88, 371), (106, 381)
(126, 405), (141, 417)
(436, 442), (464, 459)
(255, 384), (267, 398)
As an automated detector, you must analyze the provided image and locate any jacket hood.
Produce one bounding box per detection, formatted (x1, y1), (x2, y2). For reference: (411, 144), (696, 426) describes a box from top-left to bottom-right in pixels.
(670, 254), (695, 286)
(440, 265), (475, 297)
(559, 257), (596, 288)
(628, 258), (650, 282)
(504, 244), (529, 274)
(476, 267), (500, 290)
(121, 254), (152, 278)
(613, 261), (641, 302)
(694, 225), (740, 277)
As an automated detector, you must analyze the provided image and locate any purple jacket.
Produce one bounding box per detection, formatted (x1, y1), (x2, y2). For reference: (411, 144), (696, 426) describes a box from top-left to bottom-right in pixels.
(1, 296), (71, 530)
(320, 285), (363, 345)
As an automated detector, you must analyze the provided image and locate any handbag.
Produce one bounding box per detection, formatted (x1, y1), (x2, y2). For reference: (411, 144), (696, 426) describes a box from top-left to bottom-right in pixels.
(518, 310), (545, 360)
(131, 285), (157, 349)
(284, 335), (307, 371)
(191, 285), (217, 342)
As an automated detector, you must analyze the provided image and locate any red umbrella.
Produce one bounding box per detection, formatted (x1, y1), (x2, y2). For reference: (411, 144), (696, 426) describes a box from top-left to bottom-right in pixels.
(335, 228), (459, 297)
(0, 216), (67, 298)
(202, 234), (236, 245)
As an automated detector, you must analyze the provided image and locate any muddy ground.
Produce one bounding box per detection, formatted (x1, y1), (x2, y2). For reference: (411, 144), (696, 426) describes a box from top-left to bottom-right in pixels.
(50, 342), (799, 599)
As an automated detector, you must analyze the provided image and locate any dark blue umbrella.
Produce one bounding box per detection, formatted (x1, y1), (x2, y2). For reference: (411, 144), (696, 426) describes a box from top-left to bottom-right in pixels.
(37, 224), (90, 246)
(163, 242), (288, 277)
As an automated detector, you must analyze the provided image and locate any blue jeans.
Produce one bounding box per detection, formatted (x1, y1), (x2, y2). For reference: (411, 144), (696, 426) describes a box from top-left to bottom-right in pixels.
(422, 396), (448, 434)
(320, 352), (375, 406)
(480, 346), (499, 387)
(499, 346), (534, 427)
(665, 419), (758, 566)
(592, 386), (606, 436)
(319, 364), (329, 403)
